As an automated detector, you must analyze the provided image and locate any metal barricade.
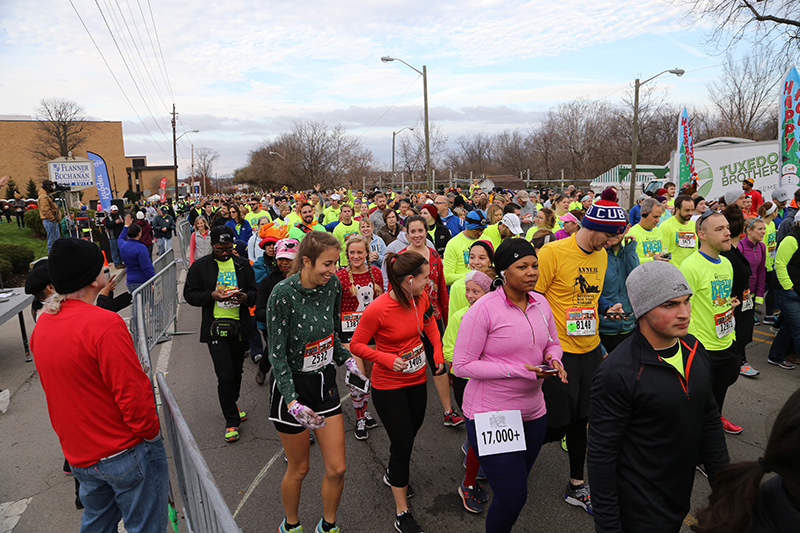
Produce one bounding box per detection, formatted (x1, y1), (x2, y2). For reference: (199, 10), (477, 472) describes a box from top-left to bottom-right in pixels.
(153, 248), (174, 277)
(129, 261), (179, 362)
(176, 220), (192, 270)
(156, 372), (240, 533)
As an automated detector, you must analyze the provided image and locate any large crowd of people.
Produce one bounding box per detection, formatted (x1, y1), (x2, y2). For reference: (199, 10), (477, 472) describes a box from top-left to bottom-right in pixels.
(27, 178), (800, 533)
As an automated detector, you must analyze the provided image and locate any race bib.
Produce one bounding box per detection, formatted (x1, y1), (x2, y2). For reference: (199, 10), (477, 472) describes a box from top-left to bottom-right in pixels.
(341, 311), (362, 333)
(714, 309), (735, 339)
(521, 213), (533, 224)
(566, 307), (597, 336)
(400, 343), (426, 373)
(677, 232), (696, 248)
(742, 289), (754, 312)
(302, 334), (334, 372)
(474, 410), (526, 457)
(462, 250), (470, 267)
(216, 288), (240, 309)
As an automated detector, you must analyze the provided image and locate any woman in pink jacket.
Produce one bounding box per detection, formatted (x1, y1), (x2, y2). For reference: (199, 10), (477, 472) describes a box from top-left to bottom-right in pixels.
(453, 238), (566, 533)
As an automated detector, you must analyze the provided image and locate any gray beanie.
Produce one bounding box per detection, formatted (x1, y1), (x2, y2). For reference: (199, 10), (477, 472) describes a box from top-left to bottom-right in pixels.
(723, 189), (743, 206)
(626, 261), (693, 319)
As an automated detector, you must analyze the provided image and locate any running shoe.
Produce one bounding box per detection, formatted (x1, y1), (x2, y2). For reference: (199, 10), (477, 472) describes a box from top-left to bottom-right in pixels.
(462, 455), (487, 480)
(256, 370), (266, 385)
(763, 314), (779, 325)
(238, 407), (247, 422)
(770, 326), (780, 334)
(754, 315), (760, 325)
(561, 436), (568, 452)
(721, 415), (743, 435)
(394, 511), (424, 533)
(314, 519), (339, 533)
(768, 358), (796, 370)
(564, 482), (593, 515)
(383, 468), (415, 498)
(474, 480), (489, 503)
(253, 353), (263, 363)
(787, 354), (800, 365)
(364, 410), (378, 429)
(310, 432), (316, 445)
(355, 418), (368, 440)
(443, 409), (465, 427)
(279, 518), (303, 533)
(458, 483), (485, 513)
(225, 427), (239, 443)
(739, 363), (759, 377)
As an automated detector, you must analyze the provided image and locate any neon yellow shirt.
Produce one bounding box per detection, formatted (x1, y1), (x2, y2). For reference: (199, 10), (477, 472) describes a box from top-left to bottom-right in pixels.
(322, 206), (341, 225)
(774, 234), (798, 290)
(763, 220), (777, 271)
(333, 221), (360, 265)
(659, 216), (697, 267)
(443, 307), (468, 374)
(481, 224), (502, 252)
(245, 209), (271, 228)
(448, 277), (469, 320)
(680, 251), (735, 351)
(443, 232), (478, 285)
(627, 224), (665, 263)
(213, 259), (240, 320)
(284, 212), (302, 226)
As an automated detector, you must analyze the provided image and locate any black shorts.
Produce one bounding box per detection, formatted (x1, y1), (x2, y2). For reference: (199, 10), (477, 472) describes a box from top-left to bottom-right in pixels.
(542, 345), (603, 428)
(269, 364), (342, 434)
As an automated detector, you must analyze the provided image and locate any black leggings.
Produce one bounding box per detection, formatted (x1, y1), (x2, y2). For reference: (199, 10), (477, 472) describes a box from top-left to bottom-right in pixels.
(371, 383), (427, 487)
(207, 337), (247, 427)
(707, 346), (739, 415)
(544, 418), (589, 481)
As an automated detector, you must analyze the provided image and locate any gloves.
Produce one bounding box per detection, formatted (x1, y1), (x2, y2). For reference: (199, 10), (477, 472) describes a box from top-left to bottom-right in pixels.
(287, 401), (326, 429)
(345, 357), (368, 382)
(755, 296), (764, 305)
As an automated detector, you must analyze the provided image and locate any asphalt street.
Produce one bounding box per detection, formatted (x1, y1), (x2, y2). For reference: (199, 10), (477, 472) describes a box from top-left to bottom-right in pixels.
(1, 275), (798, 532)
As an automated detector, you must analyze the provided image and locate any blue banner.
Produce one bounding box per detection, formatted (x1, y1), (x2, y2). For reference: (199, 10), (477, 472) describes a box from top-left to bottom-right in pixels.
(87, 151), (113, 211)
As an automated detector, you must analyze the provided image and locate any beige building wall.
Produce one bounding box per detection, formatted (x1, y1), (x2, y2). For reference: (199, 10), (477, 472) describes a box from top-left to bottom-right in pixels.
(0, 117), (129, 202)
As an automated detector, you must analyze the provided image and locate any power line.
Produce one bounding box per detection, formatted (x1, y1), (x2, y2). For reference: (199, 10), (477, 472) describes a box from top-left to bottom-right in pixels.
(145, 0), (174, 100)
(67, 0), (169, 155)
(358, 76), (422, 139)
(135, 0), (173, 102)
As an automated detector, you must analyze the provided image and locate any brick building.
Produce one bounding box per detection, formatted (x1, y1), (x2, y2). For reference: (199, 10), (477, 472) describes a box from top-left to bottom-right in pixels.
(0, 116), (175, 202)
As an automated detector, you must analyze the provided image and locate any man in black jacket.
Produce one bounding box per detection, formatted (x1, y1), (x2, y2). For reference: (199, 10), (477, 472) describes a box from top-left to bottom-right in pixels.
(587, 260), (729, 533)
(184, 225), (258, 443)
(103, 205), (126, 268)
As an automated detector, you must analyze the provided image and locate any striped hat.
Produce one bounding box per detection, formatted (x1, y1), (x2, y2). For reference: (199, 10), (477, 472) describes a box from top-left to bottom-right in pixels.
(581, 203), (627, 235)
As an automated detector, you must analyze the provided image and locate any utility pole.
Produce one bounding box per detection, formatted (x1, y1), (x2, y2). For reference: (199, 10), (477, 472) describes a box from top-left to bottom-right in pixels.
(191, 144), (195, 199)
(171, 103), (178, 200)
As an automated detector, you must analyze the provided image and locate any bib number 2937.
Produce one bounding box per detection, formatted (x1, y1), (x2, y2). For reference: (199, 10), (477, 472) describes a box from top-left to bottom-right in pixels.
(474, 410), (526, 457)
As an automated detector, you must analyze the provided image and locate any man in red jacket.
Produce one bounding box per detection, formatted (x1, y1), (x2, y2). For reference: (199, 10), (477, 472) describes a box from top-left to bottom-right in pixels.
(31, 237), (168, 533)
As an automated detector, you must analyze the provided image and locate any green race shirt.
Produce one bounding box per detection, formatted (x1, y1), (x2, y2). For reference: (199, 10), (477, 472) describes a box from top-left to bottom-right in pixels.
(213, 258), (240, 320)
(660, 216), (697, 267)
(627, 224), (665, 263)
(443, 231), (478, 285)
(333, 221), (360, 265)
(763, 220), (777, 271)
(680, 251), (735, 351)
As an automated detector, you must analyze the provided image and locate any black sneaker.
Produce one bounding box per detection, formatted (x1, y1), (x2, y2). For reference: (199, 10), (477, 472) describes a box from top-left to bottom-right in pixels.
(355, 418), (368, 440)
(394, 511), (424, 533)
(255, 370), (266, 385)
(474, 480), (489, 504)
(383, 468), (414, 498)
(458, 483), (484, 513)
(364, 410), (378, 429)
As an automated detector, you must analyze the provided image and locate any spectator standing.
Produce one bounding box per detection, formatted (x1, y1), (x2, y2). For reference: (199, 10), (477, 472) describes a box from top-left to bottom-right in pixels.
(134, 211), (154, 258)
(38, 180), (61, 252)
(118, 215), (156, 292)
(153, 205), (176, 256)
(30, 238), (168, 532)
(190, 216), (212, 265)
(12, 191), (26, 228)
(103, 205), (125, 268)
(377, 209), (401, 247)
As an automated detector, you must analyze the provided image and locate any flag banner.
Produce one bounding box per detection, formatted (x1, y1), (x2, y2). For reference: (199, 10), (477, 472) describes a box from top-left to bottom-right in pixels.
(780, 66), (800, 188)
(160, 177), (167, 202)
(677, 107), (696, 189)
(87, 151), (113, 211)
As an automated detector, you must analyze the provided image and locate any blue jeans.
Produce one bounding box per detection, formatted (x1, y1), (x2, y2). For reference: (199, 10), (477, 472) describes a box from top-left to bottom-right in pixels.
(43, 218), (60, 253)
(467, 415), (547, 533)
(70, 438), (169, 533)
(127, 282), (143, 293)
(109, 238), (122, 265)
(768, 288), (800, 362)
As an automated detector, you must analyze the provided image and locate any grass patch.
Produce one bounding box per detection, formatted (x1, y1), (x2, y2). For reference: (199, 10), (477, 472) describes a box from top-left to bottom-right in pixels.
(0, 220), (48, 260)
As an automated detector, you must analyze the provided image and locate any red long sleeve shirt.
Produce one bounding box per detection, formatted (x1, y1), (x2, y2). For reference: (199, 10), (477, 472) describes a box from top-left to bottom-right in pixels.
(31, 300), (160, 467)
(350, 292), (443, 390)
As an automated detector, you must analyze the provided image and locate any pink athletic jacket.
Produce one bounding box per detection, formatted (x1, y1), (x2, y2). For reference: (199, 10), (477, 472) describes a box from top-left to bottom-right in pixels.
(452, 287), (562, 422)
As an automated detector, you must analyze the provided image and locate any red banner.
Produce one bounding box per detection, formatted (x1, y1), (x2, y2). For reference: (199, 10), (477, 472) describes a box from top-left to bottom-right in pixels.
(159, 177), (167, 201)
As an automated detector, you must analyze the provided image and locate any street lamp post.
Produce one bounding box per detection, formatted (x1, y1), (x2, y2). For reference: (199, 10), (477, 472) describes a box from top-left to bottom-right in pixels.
(628, 68), (684, 209)
(382, 56), (431, 191)
(392, 127), (414, 185)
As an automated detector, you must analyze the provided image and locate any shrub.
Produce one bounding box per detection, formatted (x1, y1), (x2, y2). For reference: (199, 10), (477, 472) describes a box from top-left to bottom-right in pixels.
(0, 243), (35, 274)
(24, 209), (45, 237)
(0, 258), (12, 282)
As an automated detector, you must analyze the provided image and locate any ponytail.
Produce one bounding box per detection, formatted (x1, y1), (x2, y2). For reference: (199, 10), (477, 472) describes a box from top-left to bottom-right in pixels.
(385, 251), (428, 311)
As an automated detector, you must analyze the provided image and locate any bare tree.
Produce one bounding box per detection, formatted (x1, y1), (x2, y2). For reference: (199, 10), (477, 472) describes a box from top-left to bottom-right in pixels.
(31, 98), (93, 165)
(195, 147), (220, 185)
(397, 114), (449, 179)
(493, 130), (532, 176)
(675, 0), (800, 56)
(451, 133), (495, 176)
(705, 46), (783, 139)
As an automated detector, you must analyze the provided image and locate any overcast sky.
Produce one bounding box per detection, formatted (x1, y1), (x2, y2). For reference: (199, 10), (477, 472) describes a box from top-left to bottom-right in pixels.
(1, 0), (763, 178)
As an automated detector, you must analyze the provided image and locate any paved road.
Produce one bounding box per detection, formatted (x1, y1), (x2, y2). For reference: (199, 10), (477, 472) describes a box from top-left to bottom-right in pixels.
(1, 283), (798, 532)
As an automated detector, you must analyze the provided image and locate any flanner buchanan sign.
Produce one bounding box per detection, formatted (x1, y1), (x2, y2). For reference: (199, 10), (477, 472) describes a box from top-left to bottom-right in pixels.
(47, 158), (95, 188)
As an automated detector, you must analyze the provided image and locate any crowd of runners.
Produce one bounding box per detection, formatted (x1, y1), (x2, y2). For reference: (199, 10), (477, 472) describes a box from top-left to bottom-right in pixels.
(28, 178), (800, 533)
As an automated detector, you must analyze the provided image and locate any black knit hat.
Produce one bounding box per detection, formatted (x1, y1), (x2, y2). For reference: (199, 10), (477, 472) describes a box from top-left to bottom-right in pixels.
(211, 225), (235, 244)
(48, 238), (105, 294)
(470, 240), (494, 264)
(494, 238), (536, 276)
(24, 259), (50, 295)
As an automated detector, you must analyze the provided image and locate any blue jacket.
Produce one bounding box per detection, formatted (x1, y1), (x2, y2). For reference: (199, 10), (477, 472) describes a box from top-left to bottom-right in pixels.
(252, 256), (274, 284)
(598, 242), (639, 336)
(442, 210), (465, 238)
(629, 204), (642, 226)
(118, 226), (156, 284)
(226, 218), (253, 243)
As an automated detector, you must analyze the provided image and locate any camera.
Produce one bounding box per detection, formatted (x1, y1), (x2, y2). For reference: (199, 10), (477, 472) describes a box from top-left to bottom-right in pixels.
(43, 180), (70, 193)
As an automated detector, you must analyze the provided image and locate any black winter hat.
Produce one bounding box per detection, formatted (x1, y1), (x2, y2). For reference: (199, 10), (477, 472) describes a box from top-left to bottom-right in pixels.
(48, 238), (105, 294)
(493, 238), (536, 276)
(24, 259), (50, 295)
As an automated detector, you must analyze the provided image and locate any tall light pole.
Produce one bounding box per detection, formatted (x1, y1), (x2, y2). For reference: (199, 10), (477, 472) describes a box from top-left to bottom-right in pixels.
(382, 56), (431, 190)
(392, 127), (414, 184)
(629, 68), (684, 208)
(170, 100), (199, 199)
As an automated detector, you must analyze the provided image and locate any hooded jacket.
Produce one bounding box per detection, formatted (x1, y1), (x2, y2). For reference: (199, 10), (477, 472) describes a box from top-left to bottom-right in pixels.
(118, 226), (156, 285)
(183, 253), (258, 343)
(598, 242), (639, 337)
(588, 328), (729, 533)
(737, 236), (766, 298)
